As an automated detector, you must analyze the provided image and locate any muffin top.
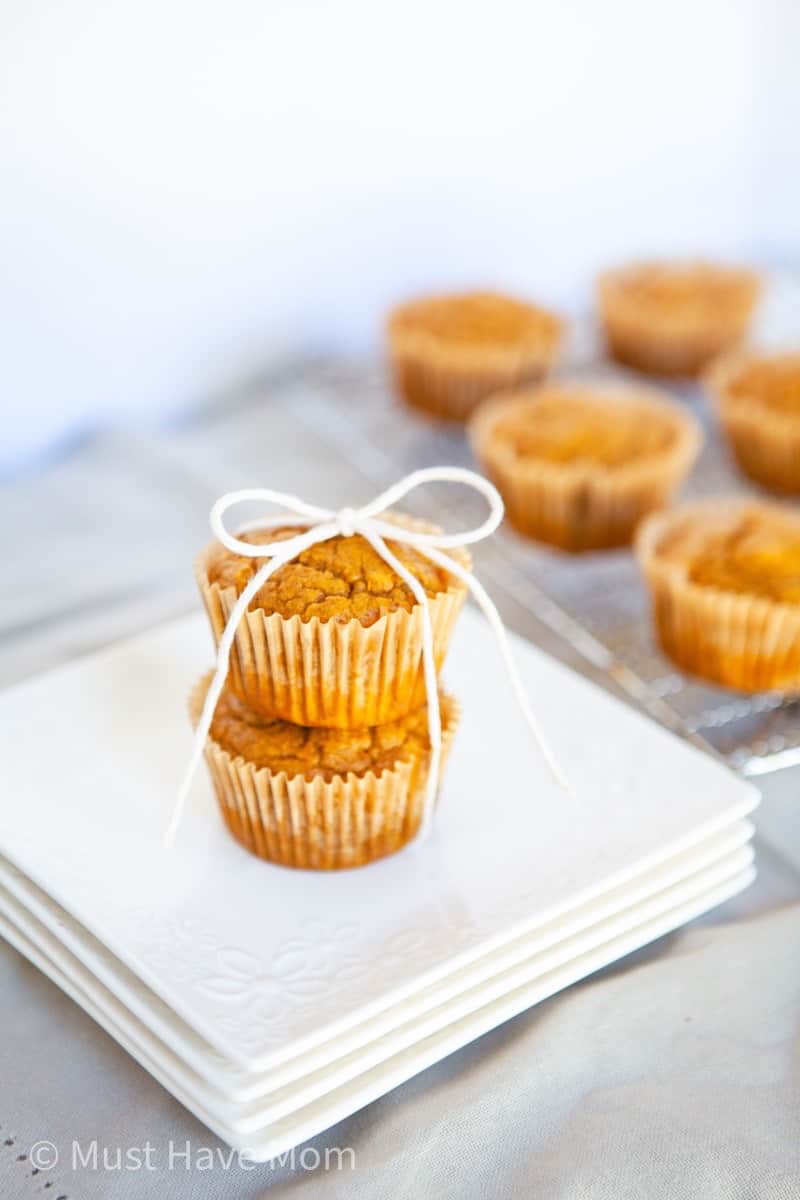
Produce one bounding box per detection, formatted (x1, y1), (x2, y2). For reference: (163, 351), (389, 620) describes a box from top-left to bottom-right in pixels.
(713, 352), (800, 417)
(389, 291), (561, 354)
(203, 519), (465, 625)
(471, 385), (698, 472)
(206, 684), (455, 781)
(600, 262), (759, 320)
(648, 502), (800, 604)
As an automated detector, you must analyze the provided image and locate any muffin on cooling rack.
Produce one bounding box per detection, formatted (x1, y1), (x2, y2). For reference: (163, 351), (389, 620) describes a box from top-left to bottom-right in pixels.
(387, 291), (563, 421)
(706, 349), (800, 494)
(598, 261), (760, 377)
(190, 675), (459, 870)
(636, 498), (800, 693)
(196, 515), (470, 728)
(469, 381), (701, 552)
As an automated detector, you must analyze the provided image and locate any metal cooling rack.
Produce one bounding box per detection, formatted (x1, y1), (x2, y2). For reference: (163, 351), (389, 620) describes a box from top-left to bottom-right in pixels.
(288, 357), (800, 778)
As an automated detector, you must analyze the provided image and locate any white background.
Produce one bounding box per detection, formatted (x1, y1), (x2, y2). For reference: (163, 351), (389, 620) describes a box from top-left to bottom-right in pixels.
(1, 0), (798, 464)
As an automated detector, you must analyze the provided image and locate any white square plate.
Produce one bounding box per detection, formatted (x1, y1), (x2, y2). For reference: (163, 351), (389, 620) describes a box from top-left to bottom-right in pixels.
(0, 826), (753, 1127)
(0, 607), (757, 1071)
(0, 861), (754, 1159)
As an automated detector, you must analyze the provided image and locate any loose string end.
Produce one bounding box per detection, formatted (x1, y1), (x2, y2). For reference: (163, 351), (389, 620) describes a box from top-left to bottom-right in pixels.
(418, 545), (571, 796)
(164, 775), (192, 849)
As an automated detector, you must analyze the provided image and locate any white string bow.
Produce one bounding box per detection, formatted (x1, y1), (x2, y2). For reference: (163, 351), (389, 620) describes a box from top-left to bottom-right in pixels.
(167, 466), (567, 847)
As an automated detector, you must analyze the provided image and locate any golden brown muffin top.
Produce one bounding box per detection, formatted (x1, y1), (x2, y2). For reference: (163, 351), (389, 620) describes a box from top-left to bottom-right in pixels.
(653, 504), (800, 603)
(208, 685), (452, 781)
(600, 262), (759, 317)
(389, 291), (561, 351)
(204, 520), (463, 625)
(475, 386), (693, 470)
(719, 353), (800, 416)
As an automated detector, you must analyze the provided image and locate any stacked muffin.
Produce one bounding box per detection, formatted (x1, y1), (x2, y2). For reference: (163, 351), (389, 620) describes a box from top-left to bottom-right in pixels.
(191, 517), (469, 869)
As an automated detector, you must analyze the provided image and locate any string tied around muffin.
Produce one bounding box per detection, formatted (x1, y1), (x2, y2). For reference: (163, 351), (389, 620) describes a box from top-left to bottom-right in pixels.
(334, 506), (359, 537)
(167, 466), (568, 848)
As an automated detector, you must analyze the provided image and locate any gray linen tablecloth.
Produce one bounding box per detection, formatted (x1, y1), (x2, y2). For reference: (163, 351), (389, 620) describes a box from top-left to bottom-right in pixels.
(2, 380), (799, 1199)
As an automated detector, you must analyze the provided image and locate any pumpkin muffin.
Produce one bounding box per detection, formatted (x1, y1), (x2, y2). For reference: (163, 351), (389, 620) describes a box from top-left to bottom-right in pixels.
(598, 261), (760, 377)
(197, 514), (470, 728)
(706, 350), (800, 494)
(190, 674), (459, 869)
(388, 291), (563, 421)
(469, 382), (701, 551)
(636, 498), (800, 692)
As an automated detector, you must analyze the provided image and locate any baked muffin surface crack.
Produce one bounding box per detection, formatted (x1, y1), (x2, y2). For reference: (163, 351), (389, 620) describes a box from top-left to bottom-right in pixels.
(207, 526), (453, 624)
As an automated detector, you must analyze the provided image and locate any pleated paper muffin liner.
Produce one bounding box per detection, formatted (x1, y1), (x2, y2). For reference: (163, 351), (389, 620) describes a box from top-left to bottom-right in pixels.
(707, 352), (800, 495)
(197, 517), (470, 728)
(189, 676), (460, 870)
(387, 307), (563, 422)
(636, 503), (800, 694)
(597, 268), (760, 378)
(469, 387), (702, 552)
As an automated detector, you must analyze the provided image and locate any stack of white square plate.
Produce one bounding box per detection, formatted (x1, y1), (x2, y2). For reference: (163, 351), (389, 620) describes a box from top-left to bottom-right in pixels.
(0, 608), (757, 1160)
